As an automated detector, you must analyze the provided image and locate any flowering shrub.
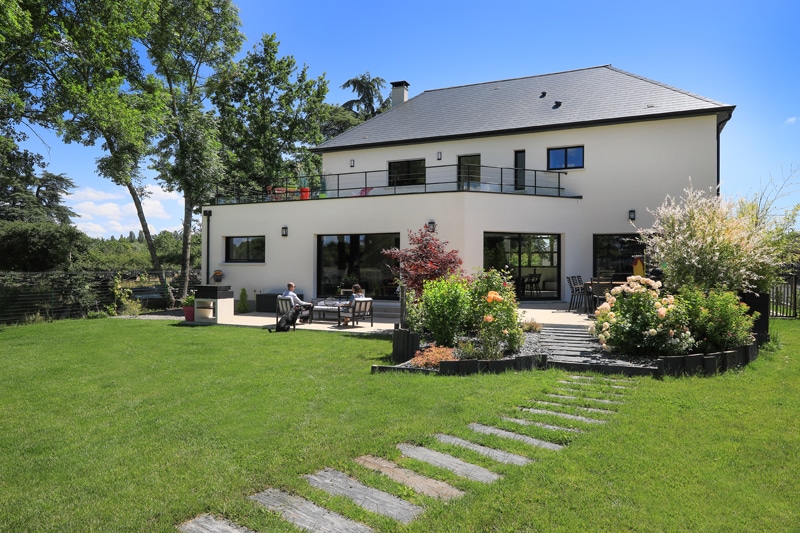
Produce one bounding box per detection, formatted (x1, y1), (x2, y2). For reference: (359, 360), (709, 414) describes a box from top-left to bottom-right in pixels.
(590, 276), (693, 358)
(407, 268), (524, 358)
(680, 288), (756, 353)
(382, 226), (464, 295)
(466, 269), (525, 359)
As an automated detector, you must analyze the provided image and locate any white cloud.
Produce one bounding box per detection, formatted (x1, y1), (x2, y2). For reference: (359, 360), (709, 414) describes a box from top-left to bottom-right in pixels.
(67, 186), (125, 202)
(785, 116), (797, 125)
(143, 184), (182, 202)
(73, 201), (125, 221)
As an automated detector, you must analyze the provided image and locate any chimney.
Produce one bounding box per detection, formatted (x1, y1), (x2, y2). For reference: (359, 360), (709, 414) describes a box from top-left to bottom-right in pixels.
(390, 81), (409, 107)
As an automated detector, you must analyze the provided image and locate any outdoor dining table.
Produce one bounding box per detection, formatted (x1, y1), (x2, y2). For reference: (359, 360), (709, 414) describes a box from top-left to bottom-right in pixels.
(583, 280), (626, 312)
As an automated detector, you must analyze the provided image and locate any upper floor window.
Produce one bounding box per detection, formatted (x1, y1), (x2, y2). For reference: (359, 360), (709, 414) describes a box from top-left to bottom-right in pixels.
(388, 159), (426, 187)
(548, 146), (584, 170)
(225, 236), (265, 263)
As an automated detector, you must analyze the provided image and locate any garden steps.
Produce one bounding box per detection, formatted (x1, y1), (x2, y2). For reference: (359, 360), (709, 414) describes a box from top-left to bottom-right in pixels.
(397, 443), (501, 483)
(545, 393), (624, 405)
(354, 455), (464, 500)
(529, 399), (617, 415)
(178, 373), (637, 531)
(250, 488), (374, 533)
(434, 433), (532, 466)
(304, 468), (423, 524)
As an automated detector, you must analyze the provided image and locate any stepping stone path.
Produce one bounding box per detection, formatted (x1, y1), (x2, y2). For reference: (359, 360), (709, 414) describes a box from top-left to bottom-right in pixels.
(177, 374), (636, 532)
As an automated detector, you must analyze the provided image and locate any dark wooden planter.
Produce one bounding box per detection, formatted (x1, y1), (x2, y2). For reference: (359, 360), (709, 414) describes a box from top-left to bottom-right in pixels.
(438, 360), (460, 376)
(460, 359), (480, 374)
(661, 346), (754, 377)
(684, 353), (704, 376)
(391, 328), (420, 363)
(741, 292), (770, 345)
(486, 359), (515, 374)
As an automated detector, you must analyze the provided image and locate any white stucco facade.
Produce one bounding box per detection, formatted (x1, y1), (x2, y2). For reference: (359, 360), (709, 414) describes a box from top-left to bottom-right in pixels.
(201, 114), (722, 303)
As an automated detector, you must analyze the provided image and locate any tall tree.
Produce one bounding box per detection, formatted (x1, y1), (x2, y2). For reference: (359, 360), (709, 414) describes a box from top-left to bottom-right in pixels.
(211, 33), (328, 197)
(340, 71), (389, 120)
(0, 170), (77, 223)
(144, 0), (242, 297)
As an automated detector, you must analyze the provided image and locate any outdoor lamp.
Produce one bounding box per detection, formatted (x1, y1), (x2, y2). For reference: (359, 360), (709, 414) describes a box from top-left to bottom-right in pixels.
(628, 210), (636, 221)
(426, 220), (436, 232)
(281, 225), (288, 237)
(350, 159), (355, 167)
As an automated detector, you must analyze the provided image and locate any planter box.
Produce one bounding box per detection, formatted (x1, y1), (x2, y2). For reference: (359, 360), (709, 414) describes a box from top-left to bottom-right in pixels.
(661, 347), (751, 377)
(684, 353), (703, 376)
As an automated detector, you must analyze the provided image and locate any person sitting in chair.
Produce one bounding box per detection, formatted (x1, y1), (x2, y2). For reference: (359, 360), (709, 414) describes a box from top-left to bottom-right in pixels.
(282, 282), (314, 323)
(339, 283), (364, 325)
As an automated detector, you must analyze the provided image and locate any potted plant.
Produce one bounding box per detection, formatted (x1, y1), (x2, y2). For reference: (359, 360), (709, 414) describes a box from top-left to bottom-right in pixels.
(182, 293), (195, 322)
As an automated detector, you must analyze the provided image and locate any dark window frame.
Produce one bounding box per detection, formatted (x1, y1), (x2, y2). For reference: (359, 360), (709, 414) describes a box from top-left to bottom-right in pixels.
(225, 236), (265, 263)
(388, 159), (426, 187)
(547, 146), (584, 170)
(592, 234), (646, 280)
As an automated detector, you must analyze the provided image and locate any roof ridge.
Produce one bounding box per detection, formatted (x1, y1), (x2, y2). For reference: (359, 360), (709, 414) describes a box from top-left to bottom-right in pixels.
(421, 64), (613, 94)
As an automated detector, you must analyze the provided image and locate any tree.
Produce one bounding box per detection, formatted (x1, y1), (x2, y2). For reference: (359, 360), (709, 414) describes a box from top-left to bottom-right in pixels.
(0, 220), (88, 271)
(1, 170), (76, 224)
(211, 33), (328, 197)
(639, 183), (799, 294)
(144, 0), (242, 299)
(340, 71), (389, 120)
(320, 103), (362, 141)
(382, 226), (464, 296)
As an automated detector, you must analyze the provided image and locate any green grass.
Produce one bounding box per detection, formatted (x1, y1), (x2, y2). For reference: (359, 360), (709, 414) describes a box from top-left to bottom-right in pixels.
(1, 318), (798, 532)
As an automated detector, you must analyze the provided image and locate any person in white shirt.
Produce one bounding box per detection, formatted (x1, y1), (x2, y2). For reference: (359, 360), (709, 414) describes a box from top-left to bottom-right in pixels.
(281, 282), (314, 323)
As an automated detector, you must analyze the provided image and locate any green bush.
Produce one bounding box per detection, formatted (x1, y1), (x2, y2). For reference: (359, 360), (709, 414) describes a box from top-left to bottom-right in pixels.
(419, 275), (470, 346)
(466, 269), (524, 358)
(680, 288), (756, 353)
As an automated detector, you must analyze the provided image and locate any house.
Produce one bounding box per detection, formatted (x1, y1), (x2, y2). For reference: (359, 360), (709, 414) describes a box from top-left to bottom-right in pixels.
(200, 65), (734, 306)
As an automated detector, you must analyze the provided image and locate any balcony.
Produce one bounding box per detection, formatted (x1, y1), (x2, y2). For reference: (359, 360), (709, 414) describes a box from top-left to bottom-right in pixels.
(212, 164), (580, 205)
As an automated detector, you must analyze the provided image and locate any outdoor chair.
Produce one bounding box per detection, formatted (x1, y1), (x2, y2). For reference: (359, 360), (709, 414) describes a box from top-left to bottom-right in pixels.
(567, 276), (584, 311)
(590, 277), (615, 310)
(338, 297), (374, 327)
(275, 296), (310, 330)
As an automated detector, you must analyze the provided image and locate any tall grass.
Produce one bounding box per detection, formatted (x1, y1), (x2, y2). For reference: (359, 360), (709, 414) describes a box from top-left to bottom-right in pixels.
(0, 318), (797, 532)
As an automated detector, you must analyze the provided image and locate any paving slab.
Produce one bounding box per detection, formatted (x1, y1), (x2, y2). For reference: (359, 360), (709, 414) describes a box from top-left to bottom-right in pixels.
(354, 455), (464, 500)
(519, 407), (607, 424)
(434, 434), (532, 466)
(530, 400), (616, 415)
(178, 514), (254, 533)
(546, 393), (624, 405)
(468, 423), (564, 451)
(397, 443), (501, 483)
(304, 468), (423, 524)
(501, 416), (583, 433)
(250, 488), (373, 533)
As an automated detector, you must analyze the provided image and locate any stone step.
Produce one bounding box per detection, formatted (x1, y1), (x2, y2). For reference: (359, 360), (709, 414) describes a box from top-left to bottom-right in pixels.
(519, 407), (607, 424)
(304, 468), (423, 524)
(546, 393), (624, 405)
(501, 416), (583, 433)
(354, 455), (464, 500)
(434, 434), (532, 466)
(468, 423), (564, 451)
(558, 380), (631, 391)
(397, 443), (501, 483)
(568, 375), (637, 385)
(530, 400), (616, 415)
(178, 514), (254, 533)
(250, 488), (373, 533)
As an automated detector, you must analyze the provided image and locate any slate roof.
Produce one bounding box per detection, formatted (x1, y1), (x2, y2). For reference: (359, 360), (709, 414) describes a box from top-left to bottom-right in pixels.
(314, 65), (734, 153)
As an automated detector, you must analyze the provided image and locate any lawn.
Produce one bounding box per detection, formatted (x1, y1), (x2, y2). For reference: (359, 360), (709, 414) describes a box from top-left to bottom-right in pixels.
(1, 318), (798, 532)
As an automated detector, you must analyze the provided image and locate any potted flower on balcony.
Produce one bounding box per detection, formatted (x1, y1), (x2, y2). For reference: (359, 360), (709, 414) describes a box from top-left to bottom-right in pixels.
(182, 293), (195, 322)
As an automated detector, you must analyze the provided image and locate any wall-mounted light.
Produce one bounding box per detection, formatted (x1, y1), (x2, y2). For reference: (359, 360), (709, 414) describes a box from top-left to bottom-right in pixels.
(436, 151), (442, 160)
(203, 209), (212, 217)
(426, 220), (436, 232)
(349, 159), (355, 167)
(628, 210), (636, 221)
(281, 225), (288, 237)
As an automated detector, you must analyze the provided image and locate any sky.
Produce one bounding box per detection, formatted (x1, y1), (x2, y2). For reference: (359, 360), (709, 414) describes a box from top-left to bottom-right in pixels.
(23, 0), (800, 238)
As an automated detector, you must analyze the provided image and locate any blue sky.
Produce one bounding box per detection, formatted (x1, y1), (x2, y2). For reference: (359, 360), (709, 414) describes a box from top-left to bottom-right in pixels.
(26, 0), (800, 238)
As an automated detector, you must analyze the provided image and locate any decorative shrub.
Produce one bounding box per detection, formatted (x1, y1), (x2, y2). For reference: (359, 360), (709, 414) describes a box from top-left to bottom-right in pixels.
(419, 275), (470, 347)
(408, 345), (456, 369)
(382, 226), (464, 295)
(590, 276), (693, 358)
(236, 287), (249, 313)
(466, 269), (525, 359)
(680, 288), (756, 353)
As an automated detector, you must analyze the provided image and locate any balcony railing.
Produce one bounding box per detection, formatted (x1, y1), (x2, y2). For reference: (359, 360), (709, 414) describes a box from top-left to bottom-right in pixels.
(213, 164), (579, 205)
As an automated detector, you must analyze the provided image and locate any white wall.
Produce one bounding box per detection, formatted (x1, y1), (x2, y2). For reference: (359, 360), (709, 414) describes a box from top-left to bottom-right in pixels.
(202, 114), (720, 301)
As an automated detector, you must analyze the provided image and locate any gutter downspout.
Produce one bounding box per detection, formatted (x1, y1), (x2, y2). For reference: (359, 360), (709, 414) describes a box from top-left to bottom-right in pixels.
(716, 108), (735, 194)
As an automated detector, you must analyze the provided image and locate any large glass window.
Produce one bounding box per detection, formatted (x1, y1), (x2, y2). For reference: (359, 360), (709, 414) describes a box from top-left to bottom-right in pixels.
(484, 233), (560, 300)
(548, 146), (584, 170)
(225, 236), (265, 262)
(388, 159), (426, 187)
(514, 150), (526, 191)
(593, 234), (646, 280)
(317, 233), (400, 299)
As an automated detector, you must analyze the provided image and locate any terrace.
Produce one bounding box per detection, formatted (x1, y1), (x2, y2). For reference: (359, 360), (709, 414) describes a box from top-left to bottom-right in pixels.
(212, 164), (578, 205)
